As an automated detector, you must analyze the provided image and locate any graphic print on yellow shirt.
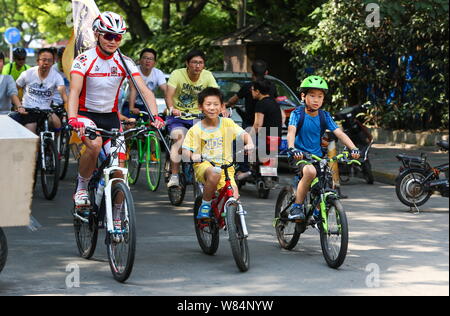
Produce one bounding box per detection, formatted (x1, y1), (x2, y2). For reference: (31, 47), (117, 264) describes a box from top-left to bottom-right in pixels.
(182, 117), (244, 165)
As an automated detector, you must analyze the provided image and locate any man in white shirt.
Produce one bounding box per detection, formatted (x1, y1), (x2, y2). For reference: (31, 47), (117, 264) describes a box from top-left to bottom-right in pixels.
(128, 48), (167, 116)
(13, 48), (67, 134)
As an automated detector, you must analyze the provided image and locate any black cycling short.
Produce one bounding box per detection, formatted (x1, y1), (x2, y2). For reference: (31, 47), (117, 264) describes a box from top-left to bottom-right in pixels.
(77, 111), (121, 131)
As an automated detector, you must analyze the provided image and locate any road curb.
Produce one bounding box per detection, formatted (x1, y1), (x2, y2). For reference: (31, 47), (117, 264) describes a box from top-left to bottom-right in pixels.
(372, 170), (397, 185)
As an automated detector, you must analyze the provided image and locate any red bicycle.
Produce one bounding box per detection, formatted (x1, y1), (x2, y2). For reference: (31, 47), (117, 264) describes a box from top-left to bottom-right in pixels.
(193, 157), (250, 272)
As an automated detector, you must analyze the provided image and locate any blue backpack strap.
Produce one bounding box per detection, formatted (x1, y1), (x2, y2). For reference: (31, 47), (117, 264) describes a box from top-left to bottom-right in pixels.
(295, 106), (306, 137)
(296, 107), (327, 137)
(318, 109), (326, 137)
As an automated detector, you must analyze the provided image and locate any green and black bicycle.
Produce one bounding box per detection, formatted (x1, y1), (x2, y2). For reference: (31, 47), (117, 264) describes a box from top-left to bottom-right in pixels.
(126, 111), (162, 191)
(274, 152), (360, 269)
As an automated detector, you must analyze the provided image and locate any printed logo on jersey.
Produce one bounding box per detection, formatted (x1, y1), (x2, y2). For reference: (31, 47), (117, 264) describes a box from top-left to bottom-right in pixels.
(76, 54), (88, 64)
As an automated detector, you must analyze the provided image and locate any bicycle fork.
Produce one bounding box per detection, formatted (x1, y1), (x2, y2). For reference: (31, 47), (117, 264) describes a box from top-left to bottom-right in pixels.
(40, 131), (55, 171)
(103, 167), (129, 236)
(225, 199), (249, 238)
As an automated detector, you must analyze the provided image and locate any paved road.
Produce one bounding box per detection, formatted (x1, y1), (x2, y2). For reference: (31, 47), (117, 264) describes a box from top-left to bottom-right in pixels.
(0, 163), (448, 296)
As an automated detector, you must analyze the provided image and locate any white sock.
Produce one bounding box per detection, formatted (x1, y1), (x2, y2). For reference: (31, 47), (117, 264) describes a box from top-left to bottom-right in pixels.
(77, 174), (92, 192)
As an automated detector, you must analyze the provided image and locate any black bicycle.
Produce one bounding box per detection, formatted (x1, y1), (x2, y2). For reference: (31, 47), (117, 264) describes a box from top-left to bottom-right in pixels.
(72, 125), (147, 282)
(274, 152), (359, 268)
(25, 108), (60, 200)
(164, 112), (204, 206)
(52, 103), (71, 180)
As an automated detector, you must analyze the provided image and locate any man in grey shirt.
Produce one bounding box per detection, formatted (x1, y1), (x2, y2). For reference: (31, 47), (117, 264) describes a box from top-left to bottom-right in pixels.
(0, 52), (21, 114)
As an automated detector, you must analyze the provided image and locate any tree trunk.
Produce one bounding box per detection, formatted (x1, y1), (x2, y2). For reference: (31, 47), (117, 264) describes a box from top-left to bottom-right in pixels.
(162, 0), (171, 32)
(182, 0), (208, 25)
(112, 0), (154, 40)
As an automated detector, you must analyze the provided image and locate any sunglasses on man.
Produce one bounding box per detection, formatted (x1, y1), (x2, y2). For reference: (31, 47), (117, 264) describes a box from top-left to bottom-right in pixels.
(101, 32), (122, 42)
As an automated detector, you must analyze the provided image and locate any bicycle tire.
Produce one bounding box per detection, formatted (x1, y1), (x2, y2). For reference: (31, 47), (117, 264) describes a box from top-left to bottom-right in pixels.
(395, 169), (432, 207)
(226, 202), (250, 272)
(73, 179), (99, 259)
(168, 175), (186, 206)
(106, 181), (136, 283)
(145, 134), (161, 191)
(319, 199), (348, 269)
(0, 228), (8, 274)
(40, 138), (60, 200)
(58, 128), (71, 180)
(127, 139), (141, 185)
(362, 160), (374, 184)
(193, 197), (220, 255)
(274, 186), (300, 250)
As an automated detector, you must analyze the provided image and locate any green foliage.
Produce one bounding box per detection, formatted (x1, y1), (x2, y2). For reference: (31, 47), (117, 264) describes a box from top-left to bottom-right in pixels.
(286, 0), (449, 130)
(122, 3), (234, 73)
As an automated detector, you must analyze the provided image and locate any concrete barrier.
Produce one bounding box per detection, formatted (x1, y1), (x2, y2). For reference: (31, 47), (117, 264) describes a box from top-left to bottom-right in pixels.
(0, 115), (39, 227)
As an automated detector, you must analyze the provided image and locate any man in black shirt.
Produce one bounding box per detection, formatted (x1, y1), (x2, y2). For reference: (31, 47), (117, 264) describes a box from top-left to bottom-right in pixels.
(252, 79), (282, 138)
(235, 78), (282, 180)
(225, 60), (277, 129)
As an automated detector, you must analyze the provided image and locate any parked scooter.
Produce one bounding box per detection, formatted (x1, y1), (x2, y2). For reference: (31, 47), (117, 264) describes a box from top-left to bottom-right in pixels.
(395, 140), (449, 209)
(236, 136), (279, 199)
(333, 102), (374, 184)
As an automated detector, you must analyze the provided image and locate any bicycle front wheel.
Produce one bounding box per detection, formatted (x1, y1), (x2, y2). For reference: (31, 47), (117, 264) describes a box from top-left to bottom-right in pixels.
(40, 138), (60, 200)
(319, 199), (348, 269)
(226, 202), (250, 272)
(0, 228), (7, 274)
(274, 186), (300, 250)
(145, 134), (162, 191)
(106, 181), (136, 283)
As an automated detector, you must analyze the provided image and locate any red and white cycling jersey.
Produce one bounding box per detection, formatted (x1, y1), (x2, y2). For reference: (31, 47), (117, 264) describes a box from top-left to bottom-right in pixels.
(70, 46), (140, 113)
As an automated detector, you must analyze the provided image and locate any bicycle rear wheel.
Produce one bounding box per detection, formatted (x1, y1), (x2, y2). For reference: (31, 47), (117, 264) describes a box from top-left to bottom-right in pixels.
(0, 228), (7, 274)
(106, 181), (136, 283)
(145, 134), (161, 191)
(127, 139), (141, 185)
(274, 186), (300, 250)
(193, 197), (220, 255)
(319, 199), (348, 269)
(41, 138), (60, 200)
(226, 202), (250, 272)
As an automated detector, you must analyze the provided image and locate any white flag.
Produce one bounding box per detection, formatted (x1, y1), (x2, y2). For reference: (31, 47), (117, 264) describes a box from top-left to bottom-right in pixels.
(72, 0), (100, 56)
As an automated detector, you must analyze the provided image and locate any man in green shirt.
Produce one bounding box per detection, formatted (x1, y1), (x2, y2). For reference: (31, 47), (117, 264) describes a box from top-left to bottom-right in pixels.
(1, 48), (31, 81)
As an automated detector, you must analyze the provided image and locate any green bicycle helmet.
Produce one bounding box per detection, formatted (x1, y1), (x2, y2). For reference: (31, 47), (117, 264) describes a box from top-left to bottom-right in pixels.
(300, 75), (328, 93)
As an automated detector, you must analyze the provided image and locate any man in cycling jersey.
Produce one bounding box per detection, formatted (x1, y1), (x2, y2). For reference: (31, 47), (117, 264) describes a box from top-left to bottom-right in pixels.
(2, 48), (31, 81)
(165, 49), (219, 188)
(68, 11), (164, 207)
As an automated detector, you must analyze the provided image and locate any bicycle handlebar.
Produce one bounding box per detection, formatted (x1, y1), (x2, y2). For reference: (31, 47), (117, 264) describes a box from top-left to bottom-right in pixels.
(83, 126), (148, 141)
(199, 149), (248, 169)
(297, 151), (362, 166)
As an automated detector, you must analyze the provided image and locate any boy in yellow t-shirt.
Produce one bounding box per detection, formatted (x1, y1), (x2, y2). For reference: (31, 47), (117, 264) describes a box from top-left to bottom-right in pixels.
(182, 87), (254, 219)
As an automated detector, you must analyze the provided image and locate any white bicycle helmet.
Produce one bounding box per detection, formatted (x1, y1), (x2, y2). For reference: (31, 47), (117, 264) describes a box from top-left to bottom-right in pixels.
(92, 11), (127, 35)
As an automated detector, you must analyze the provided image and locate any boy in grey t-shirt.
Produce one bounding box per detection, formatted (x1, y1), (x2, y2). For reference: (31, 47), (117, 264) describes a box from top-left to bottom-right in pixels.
(0, 52), (21, 113)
